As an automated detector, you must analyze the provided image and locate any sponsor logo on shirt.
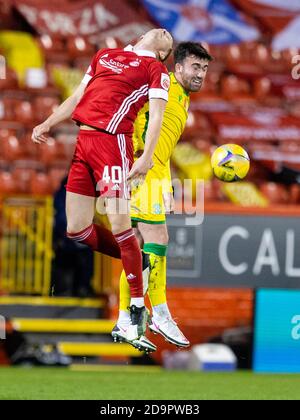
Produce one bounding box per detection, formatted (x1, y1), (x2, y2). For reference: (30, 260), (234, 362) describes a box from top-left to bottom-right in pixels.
(161, 73), (170, 91)
(100, 54), (130, 74)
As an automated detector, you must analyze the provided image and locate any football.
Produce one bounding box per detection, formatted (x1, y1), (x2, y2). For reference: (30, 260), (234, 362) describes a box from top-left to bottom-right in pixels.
(211, 144), (250, 182)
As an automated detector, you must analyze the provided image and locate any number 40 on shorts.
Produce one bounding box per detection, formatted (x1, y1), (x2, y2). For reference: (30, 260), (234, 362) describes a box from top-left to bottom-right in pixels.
(102, 166), (123, 184)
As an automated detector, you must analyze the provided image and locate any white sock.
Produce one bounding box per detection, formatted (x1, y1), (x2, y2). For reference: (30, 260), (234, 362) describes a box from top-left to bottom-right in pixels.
(117, 310), (131, 328)
(130, 297), (144, 308)
(152, 303), (172, 320)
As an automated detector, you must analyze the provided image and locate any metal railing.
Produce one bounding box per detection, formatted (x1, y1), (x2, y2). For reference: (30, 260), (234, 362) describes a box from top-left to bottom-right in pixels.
(0, 196), (54, 296)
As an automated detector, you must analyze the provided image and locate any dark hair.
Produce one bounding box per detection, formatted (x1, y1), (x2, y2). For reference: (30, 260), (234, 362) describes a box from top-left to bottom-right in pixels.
(174, 42), (213, 64)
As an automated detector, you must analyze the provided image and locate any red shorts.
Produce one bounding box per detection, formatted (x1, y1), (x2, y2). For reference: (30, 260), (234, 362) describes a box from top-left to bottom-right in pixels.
(66, 130), (133, 199)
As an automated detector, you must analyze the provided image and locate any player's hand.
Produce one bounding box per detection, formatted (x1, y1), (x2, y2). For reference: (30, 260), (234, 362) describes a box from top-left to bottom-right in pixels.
(32, 122), (51, 144)
(127, 156), (153, 181)
(163, 192), (175, 213)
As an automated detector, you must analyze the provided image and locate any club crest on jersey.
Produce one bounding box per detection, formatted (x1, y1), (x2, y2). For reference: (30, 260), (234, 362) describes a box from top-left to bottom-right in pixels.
(129, 60), (141, 67)
(161, 73), (170, 91)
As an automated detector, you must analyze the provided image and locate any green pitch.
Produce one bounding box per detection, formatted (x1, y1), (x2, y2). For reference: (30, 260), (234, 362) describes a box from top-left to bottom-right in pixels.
(1, 366), (300, 400)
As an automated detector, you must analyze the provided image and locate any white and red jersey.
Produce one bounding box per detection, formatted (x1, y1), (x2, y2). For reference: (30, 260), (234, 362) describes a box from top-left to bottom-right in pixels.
(72, 46), (170, 135)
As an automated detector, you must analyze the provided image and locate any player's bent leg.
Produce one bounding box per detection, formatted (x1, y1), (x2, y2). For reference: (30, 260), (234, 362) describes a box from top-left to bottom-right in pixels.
(66, 191), (100, 248)
(138, 222), (190, 348)
(66, 192), (121, 258)
(138, 223), (169, 310)
(106, 198), (146, 339)
(66, 191), (95, 234)
(113, 254), (156, 352)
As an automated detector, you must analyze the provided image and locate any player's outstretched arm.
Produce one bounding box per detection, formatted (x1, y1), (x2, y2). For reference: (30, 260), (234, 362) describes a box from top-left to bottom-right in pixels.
(31, 82), (86, 144)
(127, 98), (166, 181)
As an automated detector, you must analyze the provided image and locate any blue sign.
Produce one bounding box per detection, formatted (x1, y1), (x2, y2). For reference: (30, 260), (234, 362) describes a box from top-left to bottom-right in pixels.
(142, 0), (260, 44)
(253, 289), (300, 373)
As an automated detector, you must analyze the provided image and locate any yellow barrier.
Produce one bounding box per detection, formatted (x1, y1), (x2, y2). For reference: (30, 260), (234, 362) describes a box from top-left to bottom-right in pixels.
(0, 196), (54, 296)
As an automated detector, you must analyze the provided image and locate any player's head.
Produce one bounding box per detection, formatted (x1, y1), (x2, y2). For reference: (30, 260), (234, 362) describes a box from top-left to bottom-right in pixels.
(174, 42), (213, 93)
(135, 29), (173, 62)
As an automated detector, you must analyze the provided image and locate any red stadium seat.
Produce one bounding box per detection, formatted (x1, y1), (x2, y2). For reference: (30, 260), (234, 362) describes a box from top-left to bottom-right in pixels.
(253, 77), (272, 100)
(48, 167), (68, 191)
(225, 43), (268, 77)
(0, 171), (16, 194)
(33, 95), (60, 121)
(2, 135), (26, 162)
(289, 184), (300, 204)
(39, 35), (70, 66)
(0, 67), (19, 90)
(30, 172), (53, 195)
(20, 131), (37, 159)
(0, 97), (15, 121)
(203, 180), (219, 202)
(260, 182), (289, 204)
(183, 111), (213, 139)
(11, 167), (35, 194)
(38, 34), (65, 54)
(55, 132), (76, 160)
(221, 75), (257, 106)
(254, 77), (283, 106)
(0, 127), (18, 141)
(98, 37), (124, 50)
(67, 36), (95, 59)
(204, 45), (226, 73)
(262, 49), (290, 74)
(39, 137), (67, 166)
(221, 75), (251, 98)
(14, 100), (35, 125)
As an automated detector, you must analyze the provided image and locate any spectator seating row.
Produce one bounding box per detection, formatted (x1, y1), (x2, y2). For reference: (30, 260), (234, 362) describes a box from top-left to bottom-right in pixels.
(0, 168), (67, 195)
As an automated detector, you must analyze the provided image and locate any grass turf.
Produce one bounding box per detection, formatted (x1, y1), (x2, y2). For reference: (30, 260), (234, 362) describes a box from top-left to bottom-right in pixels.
(0, 367), (300, 400)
